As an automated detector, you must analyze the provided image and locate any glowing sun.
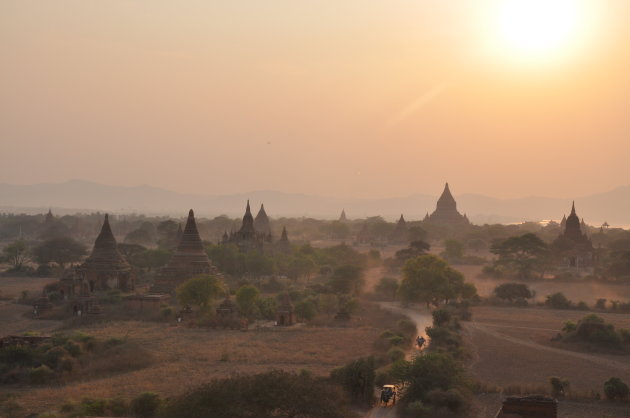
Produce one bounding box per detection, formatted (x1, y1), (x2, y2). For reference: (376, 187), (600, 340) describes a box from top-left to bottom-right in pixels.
(491, 0), (588, 64)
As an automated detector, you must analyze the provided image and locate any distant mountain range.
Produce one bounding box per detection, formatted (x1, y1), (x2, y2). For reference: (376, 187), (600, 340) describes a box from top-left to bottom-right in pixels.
(1, 180), (629, 227)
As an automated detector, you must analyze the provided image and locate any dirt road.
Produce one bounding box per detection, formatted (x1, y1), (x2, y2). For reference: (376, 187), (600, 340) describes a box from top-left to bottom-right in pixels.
(364, 303), (433, 418)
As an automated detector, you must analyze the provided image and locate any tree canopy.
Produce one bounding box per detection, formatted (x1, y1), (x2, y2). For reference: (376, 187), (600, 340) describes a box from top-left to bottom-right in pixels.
(176, 275), (224, 308)
(398, 254), (470, 307)
(33, 237), (86, 268)
(491, 233), (549, 279)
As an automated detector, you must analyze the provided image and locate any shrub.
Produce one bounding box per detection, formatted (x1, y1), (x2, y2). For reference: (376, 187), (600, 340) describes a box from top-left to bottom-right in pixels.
(603, 377), (629, 400)
(64, 341), (82, 357)
(43, 346), (68, 370)
(576, 301), (589, 310)
(432, 309), (452, 327)
(295, 300), (317, 321)
(562, 321), (576, 333)
(387, 347), (406, 363)
(108, 397), (129, 416)
(80, 398), (106, 416)
(131, 392), (161, 418)
(425, 388), (467, 412)
(29, 365), (54, 384)
(493, 283), (533, 302)
(545, 292), (572, 309)
(160, 370), (354, 417)
(330, 357), (375, 405)
(0, 345), (35, 365)
(549, 376), (570, 396)
(595, 298), (607, 309)
(396, 319), (417, 338)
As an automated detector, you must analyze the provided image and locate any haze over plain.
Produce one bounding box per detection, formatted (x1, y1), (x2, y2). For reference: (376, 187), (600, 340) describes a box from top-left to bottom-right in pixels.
(1, 1), (629, 200)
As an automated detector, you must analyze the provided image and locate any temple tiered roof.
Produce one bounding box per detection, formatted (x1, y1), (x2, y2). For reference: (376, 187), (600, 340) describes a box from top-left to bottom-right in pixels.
(79, 214), (130, 273)
(425, 183), (469, 226)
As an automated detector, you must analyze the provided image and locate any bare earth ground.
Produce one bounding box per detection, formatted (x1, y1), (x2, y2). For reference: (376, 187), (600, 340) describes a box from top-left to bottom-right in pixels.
(467, 306), (630, 417)
(0, 276), (56, 300)
(457, 265), (630, 305)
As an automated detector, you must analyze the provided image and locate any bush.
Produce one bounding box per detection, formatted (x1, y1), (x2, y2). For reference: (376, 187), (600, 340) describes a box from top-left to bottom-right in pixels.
(330, 357), (375, 405)
(159, 370), (354, 417)
(64, 341), (82, 357)
(549, 376), (570, 396)
(562, 321), (576, 333)
(81, 398), (107, 416)
(131, 392), (161, 418)
(604, 377), (629, 400)
(432, 309), (452, 327)
(545, 292), (572, 309)
(387, 347), (406, 363)
(425, 388), (467, 412)
(29, 365), (54, 384)
(493, 283), (533, 302)
(108, 397), (129, 416)
(44, 346), (68, 370)
(396, 319), (417, 338)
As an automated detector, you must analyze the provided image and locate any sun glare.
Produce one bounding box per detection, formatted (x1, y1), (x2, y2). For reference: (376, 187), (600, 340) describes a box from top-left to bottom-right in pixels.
(488, 0), (590, 66)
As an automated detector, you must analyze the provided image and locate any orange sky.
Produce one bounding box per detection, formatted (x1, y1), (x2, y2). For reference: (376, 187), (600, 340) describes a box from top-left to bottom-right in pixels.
(1, 1), (629, 199)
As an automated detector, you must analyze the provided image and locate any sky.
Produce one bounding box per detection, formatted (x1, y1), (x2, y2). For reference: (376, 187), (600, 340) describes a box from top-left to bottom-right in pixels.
(1, 1), (629, 199)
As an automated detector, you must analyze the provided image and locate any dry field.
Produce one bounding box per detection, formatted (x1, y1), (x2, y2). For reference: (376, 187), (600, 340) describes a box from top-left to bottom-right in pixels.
(466, 306), (630, 394)
(0, 276), (55, 300)
(0, 303), (404, 415)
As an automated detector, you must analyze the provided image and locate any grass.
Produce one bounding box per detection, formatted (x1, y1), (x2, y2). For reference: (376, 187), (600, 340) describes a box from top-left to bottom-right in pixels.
(0, 302), (400, 415)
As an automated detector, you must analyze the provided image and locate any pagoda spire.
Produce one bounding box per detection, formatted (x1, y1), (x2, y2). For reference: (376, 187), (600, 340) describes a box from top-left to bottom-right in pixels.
(94, 214), (117, 250)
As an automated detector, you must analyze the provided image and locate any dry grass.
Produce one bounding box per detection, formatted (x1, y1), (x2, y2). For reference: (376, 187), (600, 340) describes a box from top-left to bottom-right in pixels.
(0, 302), (399, 415)
(465, 306), (630, 394)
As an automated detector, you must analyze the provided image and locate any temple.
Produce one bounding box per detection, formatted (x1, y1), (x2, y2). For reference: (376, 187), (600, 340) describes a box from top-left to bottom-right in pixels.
(222, 201), (271, 251)
(254, 204), (272, 236)
(425, 183), (469, 226)
(389, 214), (408, 244)
(552, 202), (593, 270)
(339, 209), (348, 222)
(152, 209), (216, 293)
(75, 214), (134, 292)
(275, 226), (291, 253)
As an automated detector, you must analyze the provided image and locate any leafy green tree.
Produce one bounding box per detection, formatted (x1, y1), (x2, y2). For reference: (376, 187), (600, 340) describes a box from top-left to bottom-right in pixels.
(491, 233), (549, 279)
(176, 275), (224, 308)
(132, 248), (172, 271)
(398, 255), (466, 307)
(408, 226), (428, 243)
(3, 240), (29, 270)
(328, 264), (364, 295)
(236, 285), (260, 319)
(33, 238), (86, 268)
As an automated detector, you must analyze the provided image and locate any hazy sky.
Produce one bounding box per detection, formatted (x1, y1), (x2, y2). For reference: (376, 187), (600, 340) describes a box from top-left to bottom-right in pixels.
(1, 1), (629, 199)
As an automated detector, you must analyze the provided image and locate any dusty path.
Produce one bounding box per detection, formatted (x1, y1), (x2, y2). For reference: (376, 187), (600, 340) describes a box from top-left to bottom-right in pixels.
(364, 303), (433, 418)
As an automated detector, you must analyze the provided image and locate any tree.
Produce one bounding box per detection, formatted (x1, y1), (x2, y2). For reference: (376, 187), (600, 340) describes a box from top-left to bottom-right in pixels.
(330, 357), (375, 405)
(390, 352), (468, 409)
(395, 240), (431, 264)
(493, 283), (533, 302)
(3, 240), (29, 270)
(295, 300), (317, 321)
(491, 233), (549, 279)
(398, 255), (466, 308)
(375, 277), (399, 301)
(441, 239), (464, 263)
(176, 275), (224, 308)
(328, 265), (364, 295)
(236, 285), (260, 319)
(134, 249), (172, 271)
(33, 238), (86, 268)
